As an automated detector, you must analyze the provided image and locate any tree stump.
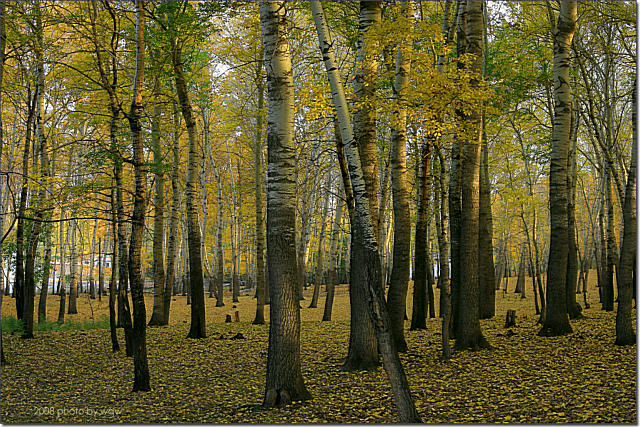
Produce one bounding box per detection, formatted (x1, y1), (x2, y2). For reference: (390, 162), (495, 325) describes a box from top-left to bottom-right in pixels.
(234, 311), (240, 322)
(505, 309), (516, 328)
(225, 314), (232, 323)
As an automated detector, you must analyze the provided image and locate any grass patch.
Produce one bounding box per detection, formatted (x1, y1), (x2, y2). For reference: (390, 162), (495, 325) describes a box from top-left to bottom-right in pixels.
(1, 315), (110, 334)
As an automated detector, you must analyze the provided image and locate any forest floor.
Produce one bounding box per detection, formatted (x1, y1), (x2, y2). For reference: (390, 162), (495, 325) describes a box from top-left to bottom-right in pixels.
(1, 271), (636, 423)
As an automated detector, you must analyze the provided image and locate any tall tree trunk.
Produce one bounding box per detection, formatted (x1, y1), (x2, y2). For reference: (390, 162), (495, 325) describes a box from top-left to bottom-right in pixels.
(453, 0), (490, 351)
(309, 173), (331, 309)
(214, 165), (225, 307)
(566, 114), (582, 318)
(312, 2), (421, 421)
(163, 100), (181, 325)
(109, 189), (120, 351)
(89, 219), (98, 299)
(540, 0), (576, 337)
(323, 182), (345, 322)
(149, 90), (166, 326)
(259, 2), (311, 407)
(126, 0), (150, 391)
(448, 0), (467, 339)
(171, 8), (206, 338)
(615, 80), (636, 345)
(387, 0), (414, 352)
(411, 142), (431, 330)
(435, 147), (452, 360)
(68, 222), (78, 314)
(478, 121), (495, 319)
(253, 57), (266, 325)
(341, 0), (381, 372)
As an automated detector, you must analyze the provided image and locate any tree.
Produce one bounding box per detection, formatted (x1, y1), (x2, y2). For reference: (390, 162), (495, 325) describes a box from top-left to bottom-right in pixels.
(170, 1), (206, 338)
(342, 0), (381, 373)
(259, 1), (311, 407)
(539, 0), (577, 337)
(126, 0), (150, 391)
(615, 80), (636, 346)
(387, 0), (414, 352)
(311, 1), (421, 421)
(453, 0), (491, 351)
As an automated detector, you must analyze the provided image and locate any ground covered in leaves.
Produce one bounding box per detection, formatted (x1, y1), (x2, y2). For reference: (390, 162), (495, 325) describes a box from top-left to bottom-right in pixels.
(1, 274), (636, 423)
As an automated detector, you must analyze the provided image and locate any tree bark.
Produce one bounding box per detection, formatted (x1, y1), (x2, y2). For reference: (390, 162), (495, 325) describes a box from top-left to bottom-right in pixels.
(453, 0), (491, 351)
(615, 79), (636, 345)
(540, 0), (576, 337)
(148, 90), (166, 327)
(323, 182), (345, 322)
(171, 6), (206, 338)
(341, 0), (381, 372)
(126, 0), (151, 391)
(260, 1), (311, 407)
(312, 1), (421, 421)
(387, 0), (414, 352)
(253, 55), (266, 325)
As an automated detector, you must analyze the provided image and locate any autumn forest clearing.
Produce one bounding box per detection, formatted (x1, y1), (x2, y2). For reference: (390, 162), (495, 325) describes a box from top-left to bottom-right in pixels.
(2, 275), (636, 423)
(0, 0), (637, 424)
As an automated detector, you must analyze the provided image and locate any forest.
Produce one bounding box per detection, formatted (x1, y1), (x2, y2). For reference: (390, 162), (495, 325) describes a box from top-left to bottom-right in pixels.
(0, 0), (636, 424)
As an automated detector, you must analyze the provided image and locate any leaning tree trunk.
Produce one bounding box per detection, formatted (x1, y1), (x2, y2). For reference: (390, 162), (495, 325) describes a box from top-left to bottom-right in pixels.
(540, 0), (576, 337)
(615, 80), (636, 346)
(172, 15), (206, 339)
(259, 1), (311, 407)
(126, 0), (151, 391)
(387, 0), (414, 352)
(312, 1), (421, 421)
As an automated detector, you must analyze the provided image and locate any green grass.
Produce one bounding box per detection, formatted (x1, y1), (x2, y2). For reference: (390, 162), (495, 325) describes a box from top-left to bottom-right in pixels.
(1, 315), (110, 334)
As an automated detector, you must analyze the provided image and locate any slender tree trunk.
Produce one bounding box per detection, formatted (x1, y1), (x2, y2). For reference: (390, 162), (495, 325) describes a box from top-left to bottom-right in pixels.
(253, 57), (266, 325)
(387, 0), (414, 352)
(309, 173), (331, 309)
(435, 147), (452, 360)
(478, 120), (495, 319)
(540, 0), (576, 336)
(340, 0), (381, 372)
(149, 90), (166, 327)
(411, 142), (431, 330)
(89, 219), (97, 299)
(126, 0), (151, 391)
(109, 189), (120, 351)
(260, 2), (311, 407)
(312, 2), (421, 420)
(615, 80), (636, 345)
(171, 10), (206, 338)
(323, 182), (344, 322)
(214, 165), (225, 307)
(68, 223), (78, 314)
(163, 100), (181, 325)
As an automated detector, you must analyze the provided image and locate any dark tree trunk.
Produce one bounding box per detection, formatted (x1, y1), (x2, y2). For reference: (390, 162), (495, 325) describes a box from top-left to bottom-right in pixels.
(410, 142), (431, 330)
(171, 8), (206, 338)
(615, 80), (636, 345)
(478, 122), (495, 319)
(127, 0), (151, 391)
